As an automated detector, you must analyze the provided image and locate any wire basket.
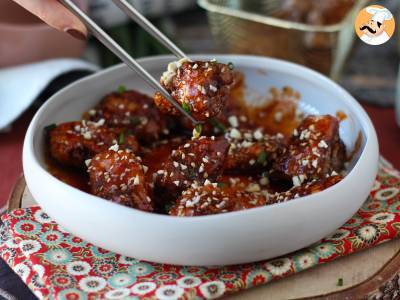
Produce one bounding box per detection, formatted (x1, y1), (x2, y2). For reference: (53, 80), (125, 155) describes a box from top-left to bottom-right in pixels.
(198, 0), (368, 79)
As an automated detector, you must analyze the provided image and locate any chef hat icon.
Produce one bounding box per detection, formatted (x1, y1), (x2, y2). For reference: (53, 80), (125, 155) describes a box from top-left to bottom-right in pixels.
(366, 6), (393, 24)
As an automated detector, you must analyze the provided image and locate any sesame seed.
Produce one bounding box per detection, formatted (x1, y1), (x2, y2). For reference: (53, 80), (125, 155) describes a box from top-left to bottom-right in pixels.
(312, 159), (318, 168)
(83, 132), (92, 140)
(274, 111), (283, 122)
(318, 140), (328, 148)
(229, 128), (242, 139)
(292, 176), (301, 187)
(253, 129), (263, 140)
(228, 116), (239, 128)
(109, 144), (119, 152)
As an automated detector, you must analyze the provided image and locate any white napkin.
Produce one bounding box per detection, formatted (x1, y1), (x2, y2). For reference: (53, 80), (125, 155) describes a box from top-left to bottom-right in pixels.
(0, 59), (98, 130)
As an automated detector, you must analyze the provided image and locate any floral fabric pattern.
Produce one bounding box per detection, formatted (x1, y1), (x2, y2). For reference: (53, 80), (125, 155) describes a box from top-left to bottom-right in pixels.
(0, 159), (400, 299)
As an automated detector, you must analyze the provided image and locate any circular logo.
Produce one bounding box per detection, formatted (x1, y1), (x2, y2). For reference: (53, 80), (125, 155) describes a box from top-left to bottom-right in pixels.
(354, 5), (395, 46)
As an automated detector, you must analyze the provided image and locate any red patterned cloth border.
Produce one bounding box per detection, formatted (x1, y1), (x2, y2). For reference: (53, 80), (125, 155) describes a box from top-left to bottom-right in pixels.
(0, 158), (399, 300)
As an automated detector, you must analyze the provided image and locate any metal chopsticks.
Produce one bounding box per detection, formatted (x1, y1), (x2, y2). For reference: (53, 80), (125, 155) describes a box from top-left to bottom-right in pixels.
(111, 0), (187, 59)
(59, 0), (199, 125)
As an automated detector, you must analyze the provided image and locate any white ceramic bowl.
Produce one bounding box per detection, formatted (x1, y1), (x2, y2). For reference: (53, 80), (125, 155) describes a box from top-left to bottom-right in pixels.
(23, 55), (379, 266)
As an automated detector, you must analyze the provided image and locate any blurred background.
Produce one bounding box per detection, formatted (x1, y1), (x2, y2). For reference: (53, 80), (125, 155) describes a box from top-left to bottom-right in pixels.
(0, 0), (399, 207)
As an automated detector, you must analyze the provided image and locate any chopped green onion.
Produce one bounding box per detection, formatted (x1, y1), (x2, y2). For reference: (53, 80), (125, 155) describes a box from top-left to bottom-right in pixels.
(44, 124), (57, 135)
(118, 130), (125, 144)
(336, 278), (343, 286)
(130, 117), (141, 126)
(257, 151), (267, 164)
(188, 169), (197, 179)
(228, 62), (235, 70)
(182, 102), (191, 114)
(217, 182), (225, 188)
(210, 118), (226, 133)
(117, 85), (126, 94)
(164, 202), (174, 213)
(195, 124), (202, 135)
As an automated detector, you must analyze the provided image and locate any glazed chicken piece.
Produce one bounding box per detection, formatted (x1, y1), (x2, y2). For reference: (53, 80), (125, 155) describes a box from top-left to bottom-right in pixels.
(177, 72), (253, 135)
(224, 128), (286, 174)
(87, 147), (153, 212)
(85, 89), (171, 144)
(49, 120), (139, 168)
(154, 59), (234, 121)
(271, 115), (346, 187)
(269, 174), (342, 204)
(169, 182), (268, 216)
(154, 136), (230, 201)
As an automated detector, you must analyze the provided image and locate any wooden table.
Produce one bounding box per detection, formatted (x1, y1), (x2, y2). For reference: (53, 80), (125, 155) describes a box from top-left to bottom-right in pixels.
(6, 176), (400, 300)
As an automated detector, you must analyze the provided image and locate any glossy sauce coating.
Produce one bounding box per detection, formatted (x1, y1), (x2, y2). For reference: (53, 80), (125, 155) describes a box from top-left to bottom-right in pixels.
(224, 128), (286, 174)
(271, 115), (345, 186)
(49, 120), (139, 168)
(154, 136), (230, 201)
(46, 77), (350, 216)
(170, 183), (268, 216)
(88, 148), (153, 212)
(269, 174), (342, 203)
(84, 90), (171, 144)
(154, 59), (234, 121)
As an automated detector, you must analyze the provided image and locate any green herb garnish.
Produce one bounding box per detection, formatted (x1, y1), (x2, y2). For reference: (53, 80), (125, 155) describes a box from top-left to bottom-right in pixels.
(257, 151), (267, 164)
(209, 118), (226, 133)
(130, 117), (141, 126)
(117, 85), (126, 94)
(165, 202), (174, 213)
(228, 62), (235, 70)
(182, 102), (191, 114)
(188, 169), (197, 179)
(336, 278), (343, 286)
(118, 130), (126, 144)
(44, 124), (57, 135)
(195, 124), (202, 135)
(217, 182), (225, 188)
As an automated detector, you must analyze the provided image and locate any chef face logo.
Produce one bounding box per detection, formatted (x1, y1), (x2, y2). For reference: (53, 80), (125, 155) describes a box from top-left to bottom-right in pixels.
(354, 5), (395, 46)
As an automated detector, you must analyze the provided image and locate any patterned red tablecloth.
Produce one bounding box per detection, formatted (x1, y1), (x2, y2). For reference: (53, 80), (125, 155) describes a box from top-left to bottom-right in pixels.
(0, 158), (399, 299)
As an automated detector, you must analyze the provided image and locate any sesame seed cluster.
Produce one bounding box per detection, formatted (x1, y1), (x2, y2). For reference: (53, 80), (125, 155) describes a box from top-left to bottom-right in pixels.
(154, 59), (234, 121)
(272, 115), (345, 187)
(87, 145), (153, 212)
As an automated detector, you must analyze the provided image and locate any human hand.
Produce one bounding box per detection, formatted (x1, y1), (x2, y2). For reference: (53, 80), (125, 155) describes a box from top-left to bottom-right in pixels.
(12, 0), (87, 40)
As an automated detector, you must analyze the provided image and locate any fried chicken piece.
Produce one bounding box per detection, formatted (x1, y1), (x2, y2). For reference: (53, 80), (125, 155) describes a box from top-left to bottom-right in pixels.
(177, 72), (253, 135)
(154, 136), (230, 201)
(223, 128), (286, 174)
(49, 120), (139, 168)
(85, 89), (171, 144)
(169, 182), (268, 216)
(154, 59), (234, 121)
(87, 147), (153, 212)
(269, 174), (342, 204)
(271, 115), (346, 186)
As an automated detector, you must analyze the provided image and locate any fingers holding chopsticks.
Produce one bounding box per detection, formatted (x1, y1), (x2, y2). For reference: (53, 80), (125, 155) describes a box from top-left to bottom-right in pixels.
(12, 0), (87, 40)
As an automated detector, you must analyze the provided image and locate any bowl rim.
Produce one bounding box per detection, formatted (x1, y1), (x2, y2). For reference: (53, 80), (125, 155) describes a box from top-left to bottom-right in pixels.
(23, 54), (378, 223)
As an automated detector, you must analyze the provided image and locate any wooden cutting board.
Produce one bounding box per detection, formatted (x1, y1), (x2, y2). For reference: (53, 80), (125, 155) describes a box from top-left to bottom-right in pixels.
(7, 176), (400, 299)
